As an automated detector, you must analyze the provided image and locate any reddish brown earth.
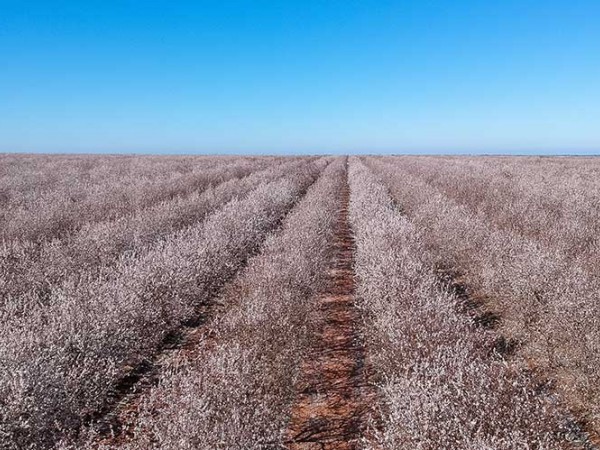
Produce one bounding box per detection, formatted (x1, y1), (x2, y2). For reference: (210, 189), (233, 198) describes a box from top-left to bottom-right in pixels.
(284, 181), (376, 450)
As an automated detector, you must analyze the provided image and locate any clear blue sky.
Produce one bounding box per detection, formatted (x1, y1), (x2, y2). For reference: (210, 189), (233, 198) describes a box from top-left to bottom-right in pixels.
(1, 0), (599, 154)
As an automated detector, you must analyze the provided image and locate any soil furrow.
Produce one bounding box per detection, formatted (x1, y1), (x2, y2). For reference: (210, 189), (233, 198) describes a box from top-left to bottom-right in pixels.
(284, 177), (375, 450)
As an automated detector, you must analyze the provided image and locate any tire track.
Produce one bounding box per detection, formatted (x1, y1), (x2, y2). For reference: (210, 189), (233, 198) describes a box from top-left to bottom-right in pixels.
(284, 173), (375, 450)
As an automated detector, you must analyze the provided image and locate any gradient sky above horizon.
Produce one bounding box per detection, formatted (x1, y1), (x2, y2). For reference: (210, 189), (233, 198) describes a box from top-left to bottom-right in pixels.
(1, 0), (599, 155)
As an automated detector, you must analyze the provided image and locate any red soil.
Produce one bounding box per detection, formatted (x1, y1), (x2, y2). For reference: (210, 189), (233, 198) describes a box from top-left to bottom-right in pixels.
(284, 182), (376, 449)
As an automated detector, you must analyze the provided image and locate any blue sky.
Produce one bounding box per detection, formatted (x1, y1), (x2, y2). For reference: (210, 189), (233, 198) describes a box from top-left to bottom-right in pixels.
(1, 0), (599, 154)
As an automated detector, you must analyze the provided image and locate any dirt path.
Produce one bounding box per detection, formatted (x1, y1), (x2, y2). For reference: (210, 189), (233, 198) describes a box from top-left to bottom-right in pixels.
(284, 177), (375, 450)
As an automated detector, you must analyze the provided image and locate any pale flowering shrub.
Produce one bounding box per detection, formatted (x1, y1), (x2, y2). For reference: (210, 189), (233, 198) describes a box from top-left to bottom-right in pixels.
(382, 155), (600, 268)
(365, 156), (600, 433)
(1, 153), (593, 450)
(0, 155), (275, 243)
(348, 158), (568, 449)
(70, 160), (348, 450)
(0, 158), (313, 309)
(0, 157), (322, 449)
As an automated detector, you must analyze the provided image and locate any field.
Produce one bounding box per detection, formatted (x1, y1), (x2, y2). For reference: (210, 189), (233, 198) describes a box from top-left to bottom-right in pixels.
(1, 154), (599, 449)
